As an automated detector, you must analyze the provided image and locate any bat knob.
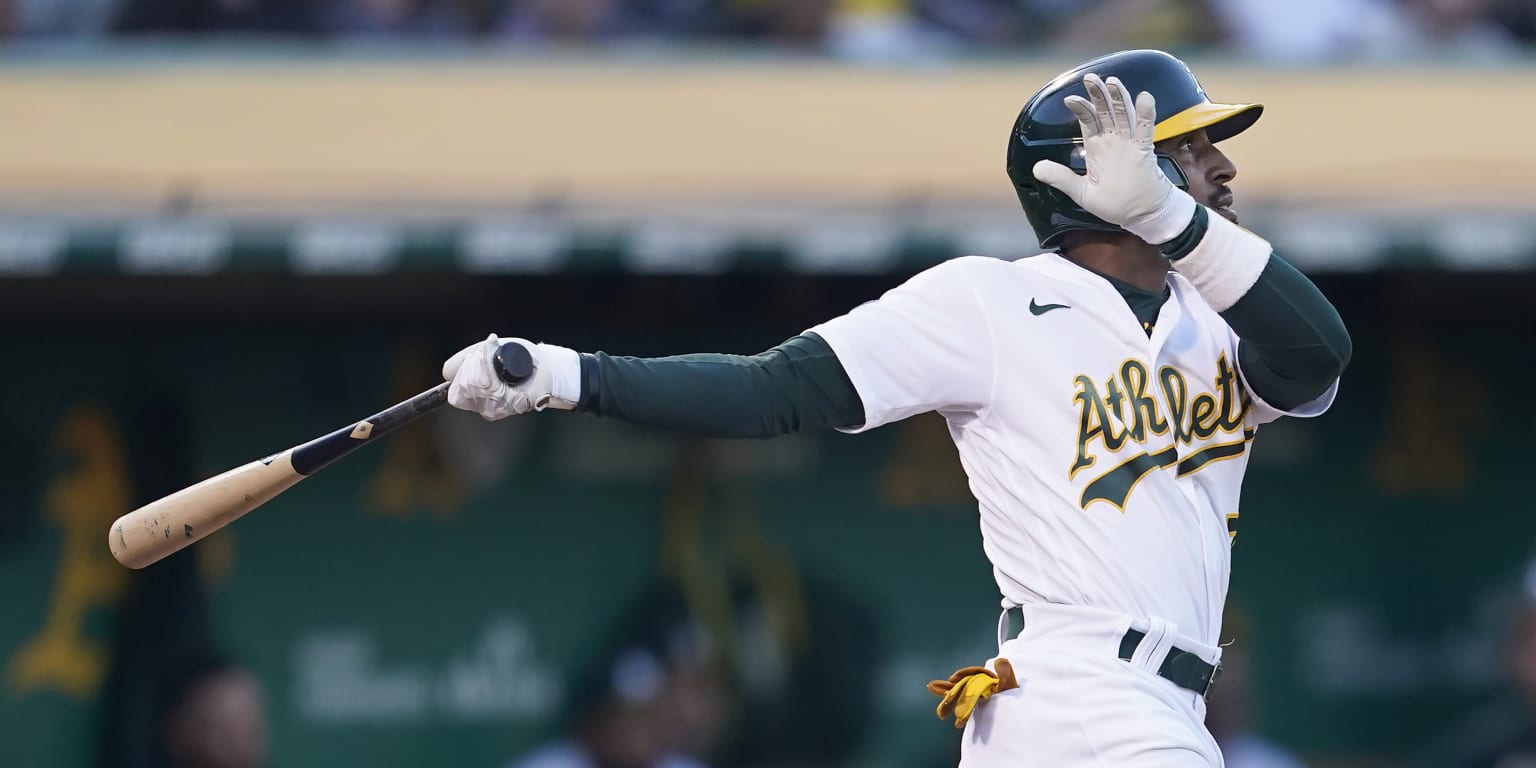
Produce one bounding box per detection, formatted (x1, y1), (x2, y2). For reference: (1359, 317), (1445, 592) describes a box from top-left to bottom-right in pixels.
(493, 342), (535, 385)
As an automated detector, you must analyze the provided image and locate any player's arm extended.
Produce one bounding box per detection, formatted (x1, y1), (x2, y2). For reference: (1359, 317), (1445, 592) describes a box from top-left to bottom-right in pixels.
(1160, 207), (1352, 410)
(574, 333), (866, 438)
(444, 259), (991, 430)
(441, 332), (865, 436)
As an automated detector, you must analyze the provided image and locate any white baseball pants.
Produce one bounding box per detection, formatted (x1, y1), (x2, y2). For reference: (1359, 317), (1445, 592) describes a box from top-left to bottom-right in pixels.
(959, 603), (1225, 768)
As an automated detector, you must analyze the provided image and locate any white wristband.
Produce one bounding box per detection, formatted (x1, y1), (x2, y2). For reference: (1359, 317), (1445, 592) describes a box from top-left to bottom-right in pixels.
(1170, 212), (1272, 312)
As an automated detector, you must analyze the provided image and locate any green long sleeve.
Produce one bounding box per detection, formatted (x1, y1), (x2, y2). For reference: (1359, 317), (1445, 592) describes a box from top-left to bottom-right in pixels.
(574, 333), (866, 438)
(1220, 255), (1352, 411)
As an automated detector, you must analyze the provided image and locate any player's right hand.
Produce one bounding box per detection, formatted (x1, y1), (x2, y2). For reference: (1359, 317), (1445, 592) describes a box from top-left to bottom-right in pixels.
(1030, 73), (1197, 246)
(441, 334), (580, 420)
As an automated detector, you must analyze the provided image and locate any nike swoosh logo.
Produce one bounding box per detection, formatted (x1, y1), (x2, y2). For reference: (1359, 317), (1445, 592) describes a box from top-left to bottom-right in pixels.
(1029, 299), (1071, 316)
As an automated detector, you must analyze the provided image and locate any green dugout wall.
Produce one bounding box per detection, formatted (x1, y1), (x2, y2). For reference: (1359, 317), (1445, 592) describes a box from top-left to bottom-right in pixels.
(0, 268), (1526, 767)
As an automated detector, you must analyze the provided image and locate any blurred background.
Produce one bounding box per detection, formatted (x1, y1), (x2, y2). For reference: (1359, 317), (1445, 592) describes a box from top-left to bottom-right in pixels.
(2, 1), (1535, 767)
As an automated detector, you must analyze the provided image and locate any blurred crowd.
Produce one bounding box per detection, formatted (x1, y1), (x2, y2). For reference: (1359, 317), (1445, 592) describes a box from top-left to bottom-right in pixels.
(1, 0), (1535, 62)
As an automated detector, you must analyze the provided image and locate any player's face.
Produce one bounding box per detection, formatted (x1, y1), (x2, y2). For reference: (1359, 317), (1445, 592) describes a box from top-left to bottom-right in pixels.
(1155, 128), (1239, 224)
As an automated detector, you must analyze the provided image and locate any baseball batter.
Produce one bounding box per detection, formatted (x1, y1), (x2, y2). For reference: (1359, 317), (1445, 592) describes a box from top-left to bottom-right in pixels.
(442, 50), (1350, 767)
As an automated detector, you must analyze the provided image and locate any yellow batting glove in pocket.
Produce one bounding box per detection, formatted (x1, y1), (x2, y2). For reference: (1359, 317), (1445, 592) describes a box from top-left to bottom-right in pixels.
(926, 658), (1018, 729)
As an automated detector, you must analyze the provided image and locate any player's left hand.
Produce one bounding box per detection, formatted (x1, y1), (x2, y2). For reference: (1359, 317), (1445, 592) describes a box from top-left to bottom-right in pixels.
(1031, 73), (1196, 246)
(441, 334), (580, 420)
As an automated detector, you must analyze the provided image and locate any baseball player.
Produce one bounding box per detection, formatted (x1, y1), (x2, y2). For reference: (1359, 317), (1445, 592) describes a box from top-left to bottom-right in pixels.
(442, 49), (1350, 767)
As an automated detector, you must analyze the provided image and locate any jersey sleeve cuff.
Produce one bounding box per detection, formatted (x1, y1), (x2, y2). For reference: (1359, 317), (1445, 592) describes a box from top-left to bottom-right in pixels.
(801, 327), (880, 434)
(1241, 367), (1340, 425)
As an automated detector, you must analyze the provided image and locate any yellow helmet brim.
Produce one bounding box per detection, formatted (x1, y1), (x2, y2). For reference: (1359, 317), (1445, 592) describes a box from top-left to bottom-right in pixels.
(1153, 102), (1264, 144)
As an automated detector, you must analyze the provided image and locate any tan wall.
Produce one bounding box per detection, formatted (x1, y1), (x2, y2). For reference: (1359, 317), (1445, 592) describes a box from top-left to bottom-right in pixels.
(2, 60), (1532, 210)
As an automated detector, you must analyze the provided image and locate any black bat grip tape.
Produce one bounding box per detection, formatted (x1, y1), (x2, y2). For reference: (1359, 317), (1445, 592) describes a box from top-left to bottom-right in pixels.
(493, 342), (535, 385)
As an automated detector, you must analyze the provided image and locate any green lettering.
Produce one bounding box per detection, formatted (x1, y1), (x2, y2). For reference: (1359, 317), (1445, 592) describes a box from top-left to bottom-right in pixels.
(1105, 378), (1127, 431)
(1071, 375), (1103, 478)
(1072, 373), (1132, 478)
(1190, 394), (1220, 439)
(1159, 366), (1192, 444)
(1122, 360), (1167, 439)
(1213, 354), (1250, 432)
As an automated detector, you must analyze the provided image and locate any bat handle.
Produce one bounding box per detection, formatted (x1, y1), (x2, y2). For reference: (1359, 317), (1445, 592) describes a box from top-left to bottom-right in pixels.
(493, 341), (535, 385)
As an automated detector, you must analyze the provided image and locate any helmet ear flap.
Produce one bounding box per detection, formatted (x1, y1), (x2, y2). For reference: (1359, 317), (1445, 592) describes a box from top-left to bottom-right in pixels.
(1155, 152), (1190, 190)
(1022, 179), (1046, 204)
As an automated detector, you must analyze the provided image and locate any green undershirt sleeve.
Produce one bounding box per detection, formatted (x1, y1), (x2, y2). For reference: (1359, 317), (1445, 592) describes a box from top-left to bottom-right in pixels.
(574, 332), (866, 439)
(1220, 255), (1353, 411)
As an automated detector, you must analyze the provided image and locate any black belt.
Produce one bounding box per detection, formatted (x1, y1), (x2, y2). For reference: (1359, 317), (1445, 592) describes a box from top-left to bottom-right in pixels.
(1004, 607), (1222, 699)
(1118, 629), (1222, 699)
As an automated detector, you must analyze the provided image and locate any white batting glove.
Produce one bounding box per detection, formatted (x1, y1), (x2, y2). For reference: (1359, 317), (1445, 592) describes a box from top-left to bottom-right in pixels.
(1031, 73), (1197, 246)
(441, 334), (581, 421)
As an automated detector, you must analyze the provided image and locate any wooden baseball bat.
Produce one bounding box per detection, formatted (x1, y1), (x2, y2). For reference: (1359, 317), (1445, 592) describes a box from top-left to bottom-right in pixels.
(108, 342), (534, 569)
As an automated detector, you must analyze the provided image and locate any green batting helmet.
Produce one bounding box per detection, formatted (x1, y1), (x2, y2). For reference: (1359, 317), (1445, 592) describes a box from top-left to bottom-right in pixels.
(1006, 49), (1262, 249)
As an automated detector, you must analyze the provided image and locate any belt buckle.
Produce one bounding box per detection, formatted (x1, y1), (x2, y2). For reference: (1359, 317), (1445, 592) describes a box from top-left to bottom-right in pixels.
(1202, 661), (1223, 701)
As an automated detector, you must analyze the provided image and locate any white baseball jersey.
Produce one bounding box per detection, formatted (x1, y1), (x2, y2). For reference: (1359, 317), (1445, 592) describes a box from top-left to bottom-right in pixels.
(810, 254), (1336, 648)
